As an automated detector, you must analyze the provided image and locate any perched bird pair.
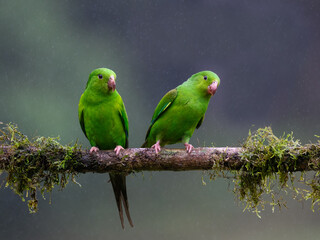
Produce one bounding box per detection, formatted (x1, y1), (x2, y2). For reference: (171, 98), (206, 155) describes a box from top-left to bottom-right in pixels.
(78, 68), (220, 228)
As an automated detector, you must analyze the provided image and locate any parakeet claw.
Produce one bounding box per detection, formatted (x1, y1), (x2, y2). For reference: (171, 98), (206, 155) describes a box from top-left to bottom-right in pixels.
(151, 140), (161, 154)
(184, 143), (194, 153)
(114, 145), (124, 155)
(90, 146), (100, 153)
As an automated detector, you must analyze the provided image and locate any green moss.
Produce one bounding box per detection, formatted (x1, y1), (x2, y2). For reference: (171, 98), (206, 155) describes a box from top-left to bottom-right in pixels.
(0, 123), (82, 213)
(207, 127), (320, 217)
(298, 172), (320, 212)
(241, 127), (301, 173)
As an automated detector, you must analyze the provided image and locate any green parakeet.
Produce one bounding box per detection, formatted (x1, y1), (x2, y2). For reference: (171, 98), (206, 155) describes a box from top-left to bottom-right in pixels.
(78, 68), (133, 229)
(142, 71), (220, 153)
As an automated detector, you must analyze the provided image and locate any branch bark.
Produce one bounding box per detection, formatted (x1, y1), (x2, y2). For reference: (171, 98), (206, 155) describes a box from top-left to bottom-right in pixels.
(1, 145), (319, 173)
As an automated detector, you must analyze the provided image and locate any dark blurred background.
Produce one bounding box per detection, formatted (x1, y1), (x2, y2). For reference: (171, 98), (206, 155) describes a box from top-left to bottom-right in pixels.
(1, 1), (320, 239)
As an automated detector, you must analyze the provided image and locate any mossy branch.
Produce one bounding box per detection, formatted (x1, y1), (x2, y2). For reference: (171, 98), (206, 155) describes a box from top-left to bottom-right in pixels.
(1, 123), (320, 215)
(1, 145), (319, 173)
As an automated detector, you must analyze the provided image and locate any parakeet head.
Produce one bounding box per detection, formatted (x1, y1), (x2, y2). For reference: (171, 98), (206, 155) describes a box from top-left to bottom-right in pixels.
(86, 68), (117, 93)
(188, 70), (220, 96)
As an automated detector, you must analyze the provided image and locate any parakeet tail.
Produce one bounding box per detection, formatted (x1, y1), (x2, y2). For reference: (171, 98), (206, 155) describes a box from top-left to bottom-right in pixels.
(109, 173), (134, 229)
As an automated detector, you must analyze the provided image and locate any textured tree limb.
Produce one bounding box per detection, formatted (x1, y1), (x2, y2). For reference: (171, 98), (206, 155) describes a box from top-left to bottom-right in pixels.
(0, 145), (319, 173)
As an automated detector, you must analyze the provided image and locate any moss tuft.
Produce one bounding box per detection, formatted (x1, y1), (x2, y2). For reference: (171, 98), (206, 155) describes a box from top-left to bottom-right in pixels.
(207, 127), (320, 216)
(0, 123), (82, 213)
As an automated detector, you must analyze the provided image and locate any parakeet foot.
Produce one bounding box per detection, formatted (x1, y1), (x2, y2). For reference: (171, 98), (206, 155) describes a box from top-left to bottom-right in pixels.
(90, 146), (100, 153)
(114, 145), (124, 155)
(184, 143), (194, 153)
(151, 140), (161, 154)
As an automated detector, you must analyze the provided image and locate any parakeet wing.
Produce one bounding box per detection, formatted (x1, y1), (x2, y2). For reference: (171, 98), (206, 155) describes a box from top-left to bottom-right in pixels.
(196, 115), (204, 129)
(145, 89), (177, 140)
(78, 98), (87, 138)
(119, 101), (129, 148)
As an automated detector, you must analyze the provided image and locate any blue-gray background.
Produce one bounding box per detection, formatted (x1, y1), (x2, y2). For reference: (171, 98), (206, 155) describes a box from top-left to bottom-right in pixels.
(1, 1), (320, 239)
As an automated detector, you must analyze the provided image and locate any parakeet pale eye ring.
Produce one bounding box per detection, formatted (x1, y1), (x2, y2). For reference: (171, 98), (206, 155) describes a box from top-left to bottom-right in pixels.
(203, 76), (207, 80)
(98, 74), (103, 79)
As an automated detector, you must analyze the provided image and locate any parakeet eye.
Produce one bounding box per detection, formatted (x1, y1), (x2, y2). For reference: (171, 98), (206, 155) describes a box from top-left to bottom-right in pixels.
(203, 76), (207, 80)
(98, 74), (103, 79)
